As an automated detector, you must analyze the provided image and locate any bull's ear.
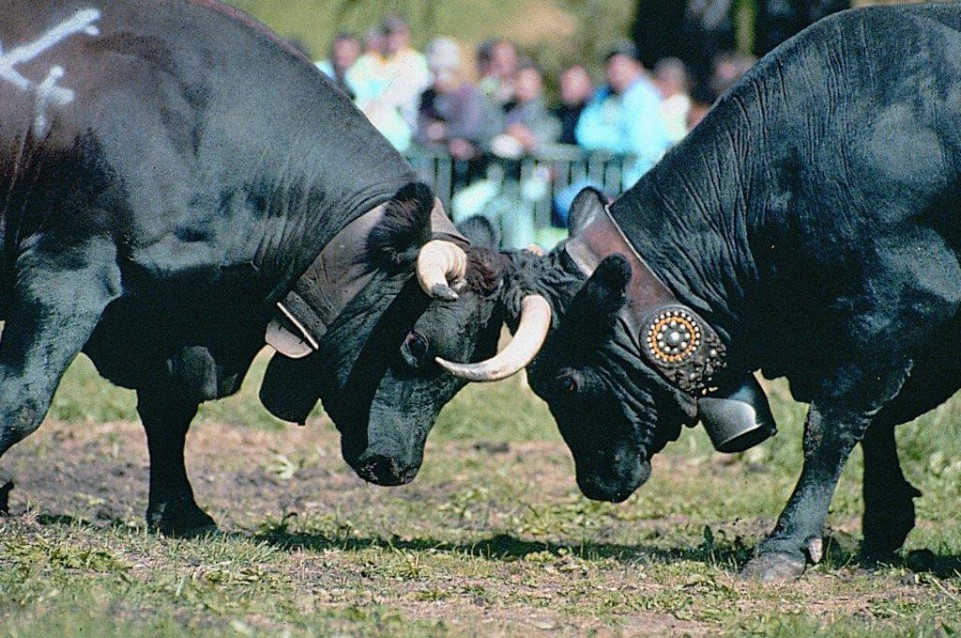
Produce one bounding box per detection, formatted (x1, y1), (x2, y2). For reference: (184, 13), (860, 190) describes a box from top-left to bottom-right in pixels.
(369, 182), (435, 268)
(567, 187), (607, 236)
(565, 254), (631, 337)
(582, 254), (631, 314)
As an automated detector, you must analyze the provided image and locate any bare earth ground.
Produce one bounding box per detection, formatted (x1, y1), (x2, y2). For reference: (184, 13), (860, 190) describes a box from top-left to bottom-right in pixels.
(3, 410), (959, 637)
(1, 417), (697, 636)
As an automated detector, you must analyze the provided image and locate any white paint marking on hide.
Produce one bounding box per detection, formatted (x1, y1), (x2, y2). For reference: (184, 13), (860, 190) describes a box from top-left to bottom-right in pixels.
(35, 66), (74, 136)
(0, 8), (101, 136)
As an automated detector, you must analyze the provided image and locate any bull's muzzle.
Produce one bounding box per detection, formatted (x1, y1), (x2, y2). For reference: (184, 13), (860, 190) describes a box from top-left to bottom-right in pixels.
(352, 452), (420, 486)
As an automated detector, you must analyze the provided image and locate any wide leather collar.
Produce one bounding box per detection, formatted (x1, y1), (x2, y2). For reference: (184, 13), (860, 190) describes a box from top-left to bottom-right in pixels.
(265, 199), (467, 358)
(564, 206), (726, 395)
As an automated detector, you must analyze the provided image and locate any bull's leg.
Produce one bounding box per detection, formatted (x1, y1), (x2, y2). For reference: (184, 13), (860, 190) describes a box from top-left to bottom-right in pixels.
(861, 423), (921, 561)
(0, 240), (120, 459)
(138, 385), (216, 536)
(741, 402), (871, 582)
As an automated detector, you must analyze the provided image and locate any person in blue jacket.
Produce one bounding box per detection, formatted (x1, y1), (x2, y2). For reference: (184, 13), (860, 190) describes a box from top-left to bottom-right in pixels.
(575, 41), (672, 187)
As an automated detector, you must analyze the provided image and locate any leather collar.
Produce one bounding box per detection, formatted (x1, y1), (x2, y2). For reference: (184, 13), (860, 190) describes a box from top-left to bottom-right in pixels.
(564, 206), (726, 395)
(266, 199), (467, 358)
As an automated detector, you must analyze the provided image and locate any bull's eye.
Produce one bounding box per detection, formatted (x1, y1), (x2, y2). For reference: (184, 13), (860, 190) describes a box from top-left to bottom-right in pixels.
(402, 330), (430, 367)
(557, 372), (579, 394)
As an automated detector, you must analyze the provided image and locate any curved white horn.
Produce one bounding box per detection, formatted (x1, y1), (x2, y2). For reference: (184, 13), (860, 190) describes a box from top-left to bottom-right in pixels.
(416, 240), (468, 300)
(436, 295), (552, 382)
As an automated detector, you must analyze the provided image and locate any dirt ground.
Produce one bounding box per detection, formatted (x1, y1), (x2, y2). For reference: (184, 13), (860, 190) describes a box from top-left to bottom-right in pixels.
(2, 415), (956, 638)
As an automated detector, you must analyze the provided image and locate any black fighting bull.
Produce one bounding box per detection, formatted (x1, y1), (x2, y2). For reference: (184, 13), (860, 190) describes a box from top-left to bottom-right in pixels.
(429, 3), (961, 581)
(0, 0), (490, 535)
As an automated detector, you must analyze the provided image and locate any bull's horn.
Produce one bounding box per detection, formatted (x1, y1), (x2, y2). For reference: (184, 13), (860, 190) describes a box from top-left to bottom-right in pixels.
(436, 295), (552, 382)
(416, 240), (468, 301)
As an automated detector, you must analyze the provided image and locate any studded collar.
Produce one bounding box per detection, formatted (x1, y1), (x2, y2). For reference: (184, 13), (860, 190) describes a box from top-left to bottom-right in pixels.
(564, 205), (726, 395)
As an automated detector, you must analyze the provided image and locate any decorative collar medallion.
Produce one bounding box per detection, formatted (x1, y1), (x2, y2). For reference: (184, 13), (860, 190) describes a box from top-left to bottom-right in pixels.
(565, 206), (726, 395)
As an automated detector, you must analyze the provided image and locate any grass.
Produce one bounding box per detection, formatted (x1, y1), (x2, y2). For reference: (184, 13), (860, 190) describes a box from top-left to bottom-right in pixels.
(2, 351), (961, 637)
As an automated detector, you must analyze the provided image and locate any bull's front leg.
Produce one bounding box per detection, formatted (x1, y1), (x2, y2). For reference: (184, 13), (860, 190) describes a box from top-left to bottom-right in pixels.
(0, 239), (120, 511)
(742, 402), (871, 582)
(138, 385), (216, 536)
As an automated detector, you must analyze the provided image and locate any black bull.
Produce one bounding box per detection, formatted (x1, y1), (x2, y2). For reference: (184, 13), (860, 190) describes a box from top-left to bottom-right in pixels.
(0, 0), (496, 535)
(397, 3), (961, 582)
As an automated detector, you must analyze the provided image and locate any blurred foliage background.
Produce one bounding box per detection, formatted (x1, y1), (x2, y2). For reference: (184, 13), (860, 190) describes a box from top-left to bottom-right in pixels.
(224, 0), (918, 93)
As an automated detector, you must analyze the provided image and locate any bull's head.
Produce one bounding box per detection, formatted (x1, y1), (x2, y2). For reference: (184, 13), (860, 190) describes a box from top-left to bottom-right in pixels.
(438, 189), (701, 502)
(525, 252), (699, 501)
(332, 215), (558, 485)
(260, 186), (555, 487)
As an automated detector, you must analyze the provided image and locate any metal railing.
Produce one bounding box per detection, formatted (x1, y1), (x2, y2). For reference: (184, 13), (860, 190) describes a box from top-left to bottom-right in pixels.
(405, 146), (638, 248)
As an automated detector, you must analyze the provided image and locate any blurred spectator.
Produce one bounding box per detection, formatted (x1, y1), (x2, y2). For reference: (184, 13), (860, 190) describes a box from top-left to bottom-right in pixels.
(416, 37), (501, 182)
(316, 32), (361, 99)
(346, 17), (429, 153)
(477, 38), (519, 108)
(653, 57), (692, 144)
(551, 64), (594, 146)
(379, 15), (431, 128)
(686, 80), (717, 131)
(491, 60), (561, 158)
(575, 41), (671, 186)
(347, 26), (387, 100)
(709, 50), (756, 97)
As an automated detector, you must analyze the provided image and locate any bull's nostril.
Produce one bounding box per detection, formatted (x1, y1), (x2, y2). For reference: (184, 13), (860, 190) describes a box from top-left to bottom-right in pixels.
(357, 454), (409, 486)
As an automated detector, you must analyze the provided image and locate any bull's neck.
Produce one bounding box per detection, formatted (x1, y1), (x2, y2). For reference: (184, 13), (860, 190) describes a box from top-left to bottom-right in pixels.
(610, 120), (761, 369)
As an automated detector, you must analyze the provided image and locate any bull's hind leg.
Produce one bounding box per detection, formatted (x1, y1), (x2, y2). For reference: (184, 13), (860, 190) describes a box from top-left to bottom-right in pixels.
(138, 384), (216, 536)
(0, 239), (120, 461)
(861, 422), (921, 561)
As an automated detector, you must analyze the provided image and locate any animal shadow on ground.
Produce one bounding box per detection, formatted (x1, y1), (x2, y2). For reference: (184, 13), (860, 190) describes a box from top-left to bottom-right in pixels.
(11, 509), (961, 579)
(252, 525), (901, 576)
(253, 527), (961, 579)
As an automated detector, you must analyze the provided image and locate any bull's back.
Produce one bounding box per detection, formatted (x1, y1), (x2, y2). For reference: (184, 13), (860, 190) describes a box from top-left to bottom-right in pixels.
(0, 0), (413, 299)
(727, 3), (961, 250)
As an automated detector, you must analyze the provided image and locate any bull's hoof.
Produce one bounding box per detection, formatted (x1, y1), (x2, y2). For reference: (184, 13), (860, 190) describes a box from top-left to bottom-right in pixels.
(147, 502), (218, 538)
(740, 552), (806, 583)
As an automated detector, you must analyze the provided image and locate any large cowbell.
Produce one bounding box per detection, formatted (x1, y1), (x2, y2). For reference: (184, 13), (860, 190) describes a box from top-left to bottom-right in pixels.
(698, 375), (777, 453)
